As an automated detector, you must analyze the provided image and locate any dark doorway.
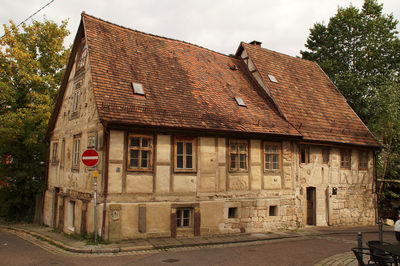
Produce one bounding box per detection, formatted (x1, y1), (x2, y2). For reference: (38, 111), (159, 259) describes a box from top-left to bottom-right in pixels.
(306, 187), (316, 225)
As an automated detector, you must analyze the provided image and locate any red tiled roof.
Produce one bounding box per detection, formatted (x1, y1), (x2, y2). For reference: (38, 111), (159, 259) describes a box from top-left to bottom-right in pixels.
(82, 14), (300, 137)
(241, 43), (379, 147)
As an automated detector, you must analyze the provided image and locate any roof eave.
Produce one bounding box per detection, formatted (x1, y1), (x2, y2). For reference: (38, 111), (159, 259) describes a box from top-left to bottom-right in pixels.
(45, 17), (85, 141)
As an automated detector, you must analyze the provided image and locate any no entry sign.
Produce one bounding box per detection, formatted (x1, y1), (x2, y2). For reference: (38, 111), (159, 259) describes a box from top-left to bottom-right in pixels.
(82, 149), (99, 167)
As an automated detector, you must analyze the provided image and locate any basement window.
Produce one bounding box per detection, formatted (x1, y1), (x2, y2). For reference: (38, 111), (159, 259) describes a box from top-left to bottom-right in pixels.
(131, 82), (145, 95)
(234, 97), (246, 107)
(269, 205), (278, 216)
(228, 207), (238, 218)
(268, 74), (278, 83)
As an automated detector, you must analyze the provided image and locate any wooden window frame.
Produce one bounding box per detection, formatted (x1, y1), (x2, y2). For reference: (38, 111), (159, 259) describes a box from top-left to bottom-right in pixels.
(176, 207), (193, 228)
(263, 142), (281, 172)
(51, 142), (58, 164)
(127, 134), (153, 171)
(228, 139), (248, 172)
(300, 145), (310, 164)
(358, 150), (368, 170)
(75, 39), (87, 74)
(72, 135), (81, 168)
(72, 90), (80, 113)
(322, 148), (330, 164)
(340, 149), (351, 169)
(174, 137), (197, 173)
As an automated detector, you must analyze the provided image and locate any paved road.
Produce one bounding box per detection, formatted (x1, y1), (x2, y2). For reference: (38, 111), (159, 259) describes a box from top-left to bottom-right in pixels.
(0, 230), (397, 265)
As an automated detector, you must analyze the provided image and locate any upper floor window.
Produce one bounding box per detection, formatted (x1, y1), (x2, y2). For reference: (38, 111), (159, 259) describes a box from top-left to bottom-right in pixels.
(341, 149), (351, 169)
(322, 148), (330, 164)
(264, 142), (281, 171)
(51, 142), (58, 163)
(75, 39), (87, 73)
(72, 135), (81, 168)
(359, 150), (368, 170)
(300, 145), (310, 164)
(229, 140), (248, 172)
(174, 137), (196, 172)
(72, 90), (79, 113)
(127, 135), (153, 171)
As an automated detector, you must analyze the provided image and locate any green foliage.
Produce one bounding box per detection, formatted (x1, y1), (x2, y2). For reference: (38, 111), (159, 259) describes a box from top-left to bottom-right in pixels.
(301, 0), (400, 204)
(301, 0), (400, 124)
(0, 18), (70, 221)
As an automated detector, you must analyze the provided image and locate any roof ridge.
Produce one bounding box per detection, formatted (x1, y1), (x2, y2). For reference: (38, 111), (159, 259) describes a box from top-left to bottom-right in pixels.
(243, 42), (316, 65)
(81, 12), (232, 59)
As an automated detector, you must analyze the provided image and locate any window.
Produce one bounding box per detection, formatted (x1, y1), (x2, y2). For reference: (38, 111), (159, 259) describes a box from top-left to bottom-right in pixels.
(75, 39), (87, 73)
(228, 207), (238, 218)
(177, 208), (192, 228)
(229, 140), (248, 171)
(264, 142), (281, 171)
(131, 82), (145, 95)
(359, 150), (368, 170)
(60, 139), (65, 167)
(300, 145), (310, 164)
(341, 149), (351, 169)
(269, 205), (278, 216)
(51, 142), (58, 163)
(72, 90), (80, 113)
(72, 135), (81, 168)
(127, 135), (153, 171)
(174, 137), (196, 172)
(68, 201), (75, 230)
(322, 148), (330, 164)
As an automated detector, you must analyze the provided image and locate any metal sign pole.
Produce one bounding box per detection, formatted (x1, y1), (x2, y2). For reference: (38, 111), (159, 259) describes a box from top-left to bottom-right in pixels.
(93, 169), (98, 243)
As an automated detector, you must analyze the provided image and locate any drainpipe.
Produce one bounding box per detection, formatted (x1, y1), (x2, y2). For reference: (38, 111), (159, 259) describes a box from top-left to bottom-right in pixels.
(101, 125), (110, 239)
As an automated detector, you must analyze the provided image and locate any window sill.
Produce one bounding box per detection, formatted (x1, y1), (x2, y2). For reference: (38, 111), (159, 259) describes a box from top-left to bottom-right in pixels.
(174, 169), (197, 174)
(126, 169), (153, 172)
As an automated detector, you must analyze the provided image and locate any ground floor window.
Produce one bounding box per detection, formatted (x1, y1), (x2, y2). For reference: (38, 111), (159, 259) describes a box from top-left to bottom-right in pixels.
(177, 208), (192, 228)
(68, 201), (75, 230)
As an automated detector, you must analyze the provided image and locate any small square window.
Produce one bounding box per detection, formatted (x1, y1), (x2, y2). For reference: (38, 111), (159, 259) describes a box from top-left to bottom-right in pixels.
(268, 74), (278, 83)
(132, 82), (145, 95)
(234, 97), (246, 107)
(269, 205), (277, 216)
(228, 207), (238, 218)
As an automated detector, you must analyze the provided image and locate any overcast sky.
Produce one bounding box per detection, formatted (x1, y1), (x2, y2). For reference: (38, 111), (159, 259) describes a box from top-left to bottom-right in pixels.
(1, 0), (399, 57)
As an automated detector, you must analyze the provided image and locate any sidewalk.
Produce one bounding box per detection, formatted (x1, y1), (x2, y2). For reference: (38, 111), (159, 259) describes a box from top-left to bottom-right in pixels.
(0, 223), (389, 256)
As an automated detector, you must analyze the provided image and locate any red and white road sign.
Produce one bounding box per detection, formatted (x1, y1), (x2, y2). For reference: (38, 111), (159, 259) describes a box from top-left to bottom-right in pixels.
(82, 149), (99, 167)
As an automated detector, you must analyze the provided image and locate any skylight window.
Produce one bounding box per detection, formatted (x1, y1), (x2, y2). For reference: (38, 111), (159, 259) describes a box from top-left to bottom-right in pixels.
(268, 74), (278, 83)
(131, 82), (145, 95)
(235, 97), (246, 107)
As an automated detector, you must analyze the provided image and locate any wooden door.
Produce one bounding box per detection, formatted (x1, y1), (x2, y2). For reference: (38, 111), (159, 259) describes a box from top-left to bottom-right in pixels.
(307, 187), (316, 225)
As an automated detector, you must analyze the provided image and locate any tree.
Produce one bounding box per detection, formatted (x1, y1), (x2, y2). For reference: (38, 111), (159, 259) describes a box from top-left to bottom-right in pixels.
(301, 0), (400, 207)
(301, 0), (400, 124)
(0, 18), (70, 221)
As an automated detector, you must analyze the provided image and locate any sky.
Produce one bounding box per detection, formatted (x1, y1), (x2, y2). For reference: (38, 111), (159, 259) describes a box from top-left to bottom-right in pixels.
(1, 0), (399, 57)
